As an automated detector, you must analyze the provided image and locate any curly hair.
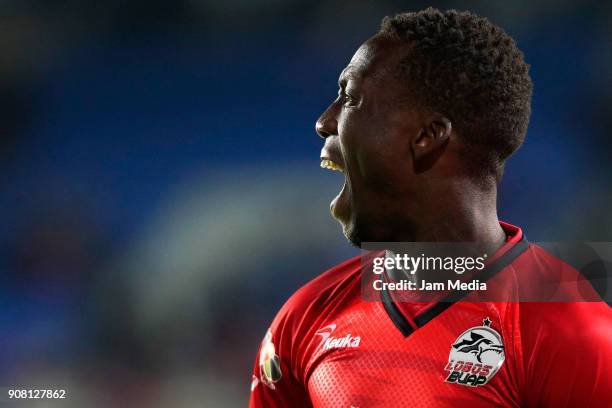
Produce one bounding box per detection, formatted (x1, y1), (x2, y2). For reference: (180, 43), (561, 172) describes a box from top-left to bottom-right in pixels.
(378, 8), (533, 178)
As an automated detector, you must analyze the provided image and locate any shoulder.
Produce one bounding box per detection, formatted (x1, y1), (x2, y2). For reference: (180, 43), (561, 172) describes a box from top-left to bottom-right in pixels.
(511, 243), (603, 301)
(515, 243), (578, 276)
(258, 253), (370, 382)
(517, 243), (612, 345)
(263, 254), (368, 374)
(272, 253), (366, 332)
(512, 244), (612, 382)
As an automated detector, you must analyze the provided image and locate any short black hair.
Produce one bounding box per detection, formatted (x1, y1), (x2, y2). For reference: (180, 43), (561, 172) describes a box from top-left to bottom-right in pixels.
(378, 8), (533, 179)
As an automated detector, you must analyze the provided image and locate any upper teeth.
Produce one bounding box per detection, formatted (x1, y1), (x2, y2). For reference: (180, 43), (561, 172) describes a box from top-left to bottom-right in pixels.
(321, 159), (342, 172)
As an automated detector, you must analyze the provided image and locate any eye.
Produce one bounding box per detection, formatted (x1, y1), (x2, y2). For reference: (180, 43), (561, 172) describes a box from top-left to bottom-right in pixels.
(339, 90), (357, 107)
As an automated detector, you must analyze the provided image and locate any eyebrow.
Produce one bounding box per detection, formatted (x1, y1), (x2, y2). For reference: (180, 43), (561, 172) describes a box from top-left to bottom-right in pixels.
(338, 68), (359, 88)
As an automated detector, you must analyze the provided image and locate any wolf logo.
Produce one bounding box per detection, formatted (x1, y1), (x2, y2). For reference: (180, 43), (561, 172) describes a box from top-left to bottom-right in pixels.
(452, 331), (504, 363)
(445, 317), (506, 387)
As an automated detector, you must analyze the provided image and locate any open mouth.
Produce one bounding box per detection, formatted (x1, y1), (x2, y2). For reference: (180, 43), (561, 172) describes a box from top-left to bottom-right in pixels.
(320, 156), (349, 221)
(320, 158), (344, 173)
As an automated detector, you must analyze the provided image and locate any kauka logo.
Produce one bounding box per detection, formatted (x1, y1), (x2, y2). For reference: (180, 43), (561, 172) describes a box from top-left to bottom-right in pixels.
(315, 323), (361, 351)
(444, 317), (505, 387)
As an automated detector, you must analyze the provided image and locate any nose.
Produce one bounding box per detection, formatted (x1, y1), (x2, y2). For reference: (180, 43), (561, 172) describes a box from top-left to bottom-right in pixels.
(315, 104), (338, 139)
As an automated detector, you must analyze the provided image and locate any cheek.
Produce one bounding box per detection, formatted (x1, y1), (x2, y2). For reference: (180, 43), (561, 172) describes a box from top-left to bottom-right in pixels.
(338, 109), (413, 194)
(347, 132), (411, 190)
(337, 111), (365, 171)
(363, 149), (411, 194)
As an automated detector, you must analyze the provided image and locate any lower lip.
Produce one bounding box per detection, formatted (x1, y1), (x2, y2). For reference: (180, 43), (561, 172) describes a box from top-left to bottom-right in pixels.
(330, 178), (349, 220)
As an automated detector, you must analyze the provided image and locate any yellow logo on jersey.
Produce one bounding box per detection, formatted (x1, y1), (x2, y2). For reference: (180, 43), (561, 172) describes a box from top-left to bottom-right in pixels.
(259, 329), (282, 389)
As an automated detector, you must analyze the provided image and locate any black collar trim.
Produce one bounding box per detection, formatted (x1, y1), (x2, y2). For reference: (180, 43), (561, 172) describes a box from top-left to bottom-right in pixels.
(380, 235), (529, 337)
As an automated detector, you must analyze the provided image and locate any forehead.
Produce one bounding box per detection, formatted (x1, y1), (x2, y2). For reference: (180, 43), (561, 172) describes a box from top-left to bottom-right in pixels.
(339, 36), (409, 85)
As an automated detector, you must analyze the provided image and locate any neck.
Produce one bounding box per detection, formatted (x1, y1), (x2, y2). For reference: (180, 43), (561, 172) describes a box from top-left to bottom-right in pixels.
(388, 182), (507, 291)
(400, 181), (506, 253)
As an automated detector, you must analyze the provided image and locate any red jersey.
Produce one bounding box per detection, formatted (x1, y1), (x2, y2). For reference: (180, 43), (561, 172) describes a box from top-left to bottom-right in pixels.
(249, 223), (612, 407)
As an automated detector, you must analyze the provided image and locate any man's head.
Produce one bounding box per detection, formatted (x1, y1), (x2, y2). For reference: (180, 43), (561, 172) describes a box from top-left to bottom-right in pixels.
(316, 8), (533, 246)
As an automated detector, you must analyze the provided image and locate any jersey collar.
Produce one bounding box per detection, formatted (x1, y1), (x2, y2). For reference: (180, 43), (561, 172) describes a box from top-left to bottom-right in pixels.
(380, 222), (529, 337)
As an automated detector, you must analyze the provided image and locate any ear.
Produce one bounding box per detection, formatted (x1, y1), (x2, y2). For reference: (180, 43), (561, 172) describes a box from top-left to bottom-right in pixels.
(412, 114), (452, 169)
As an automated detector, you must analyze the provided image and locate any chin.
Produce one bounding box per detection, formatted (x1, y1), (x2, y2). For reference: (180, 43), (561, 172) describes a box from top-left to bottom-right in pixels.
(337, 209), (385, 247)
(341, 213), (402, 247)
(341, 217), (367, 248)
(343, 226), (362, 248)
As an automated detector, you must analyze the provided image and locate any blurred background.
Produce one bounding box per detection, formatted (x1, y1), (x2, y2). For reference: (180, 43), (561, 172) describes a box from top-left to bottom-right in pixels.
(0, 0), (611, 406)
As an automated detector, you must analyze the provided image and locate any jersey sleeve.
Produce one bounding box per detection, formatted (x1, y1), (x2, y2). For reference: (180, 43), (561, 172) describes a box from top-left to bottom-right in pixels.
(248, 300), (313, 408)
(248, 255), (363, 407)
(249, 326), (312, 408)
(520, 301), (612, 407)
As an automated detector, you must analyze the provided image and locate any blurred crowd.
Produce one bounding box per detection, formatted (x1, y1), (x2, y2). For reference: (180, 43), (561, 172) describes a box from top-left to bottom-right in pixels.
(1, 0), (611, 406)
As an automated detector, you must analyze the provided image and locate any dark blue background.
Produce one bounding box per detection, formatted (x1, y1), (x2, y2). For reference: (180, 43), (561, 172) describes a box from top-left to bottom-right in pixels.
(1, 1), (610, 405)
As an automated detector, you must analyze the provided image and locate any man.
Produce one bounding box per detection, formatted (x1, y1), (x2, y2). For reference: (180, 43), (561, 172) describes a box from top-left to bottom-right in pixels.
(249, 8), (612, 407)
